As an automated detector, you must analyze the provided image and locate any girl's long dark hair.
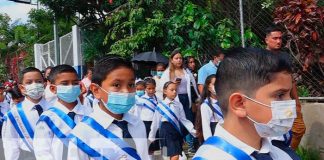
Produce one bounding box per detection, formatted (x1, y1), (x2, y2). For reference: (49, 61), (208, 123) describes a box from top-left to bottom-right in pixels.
(200, 74), (216, 107)
(195, 74), (216, 143)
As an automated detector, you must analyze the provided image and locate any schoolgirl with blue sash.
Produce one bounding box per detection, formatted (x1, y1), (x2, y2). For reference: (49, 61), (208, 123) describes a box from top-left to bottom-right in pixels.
(33, 64), (93, 160)
(198, 75), (224, 141)
(149, 81), (196, 159)
(67, 57), (149, 160)
(2, 67), (50, 160)
(134, 78), (160, 156)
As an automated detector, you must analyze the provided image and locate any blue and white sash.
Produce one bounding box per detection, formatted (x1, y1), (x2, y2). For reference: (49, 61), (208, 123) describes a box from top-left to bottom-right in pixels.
(6, 103), (35, 151)
(68, 116), (141, 160)
(204, 100), (224, 119)
(86, 94), (95, 107)
(283, 130), (293, 146)
(37, 107), (76, 146)
(156, 101), (182, 135)
(0, 110), (4, 124)
(193, 136), (252, 160)
(140, 97), (157, 112)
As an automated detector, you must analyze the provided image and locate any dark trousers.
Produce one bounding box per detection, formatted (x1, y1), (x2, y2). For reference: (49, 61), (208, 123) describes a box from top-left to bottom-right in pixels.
(178, 94), (194, 149)
(178, 94), (193, 122)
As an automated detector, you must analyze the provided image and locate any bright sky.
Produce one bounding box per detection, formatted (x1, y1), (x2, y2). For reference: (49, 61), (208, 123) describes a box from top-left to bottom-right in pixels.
(0, 0), (37, 24)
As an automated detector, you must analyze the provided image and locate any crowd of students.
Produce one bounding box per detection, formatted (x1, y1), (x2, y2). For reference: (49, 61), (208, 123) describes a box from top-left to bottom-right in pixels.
(0, 26), (305, 160)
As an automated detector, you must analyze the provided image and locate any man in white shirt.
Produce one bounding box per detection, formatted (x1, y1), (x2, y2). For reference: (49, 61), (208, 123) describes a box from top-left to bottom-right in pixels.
(2, 67), (50, 160)
(33, 64), (93, 160)
(194, 48), (300, 160)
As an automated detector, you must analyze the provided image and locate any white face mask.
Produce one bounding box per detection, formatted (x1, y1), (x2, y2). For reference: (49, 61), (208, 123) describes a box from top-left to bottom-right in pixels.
(24, 83), (44, 100)
(244, 95), (296, 137)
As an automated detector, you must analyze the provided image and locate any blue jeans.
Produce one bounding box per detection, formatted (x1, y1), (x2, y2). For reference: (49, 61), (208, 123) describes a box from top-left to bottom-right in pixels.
(178, 94), (194, 149)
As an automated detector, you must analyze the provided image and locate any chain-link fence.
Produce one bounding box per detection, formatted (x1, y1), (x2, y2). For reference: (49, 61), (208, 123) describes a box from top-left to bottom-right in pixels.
(34, 26), (84, 78)
(34, 40), (56, 70)
(136, 0), (323, 96)
(60, 32), (73, 65)
(37, 0), (323, 96)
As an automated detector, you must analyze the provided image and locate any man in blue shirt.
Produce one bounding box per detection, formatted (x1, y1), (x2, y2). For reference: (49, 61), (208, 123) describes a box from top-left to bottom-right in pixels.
(198, 50), (224, 93)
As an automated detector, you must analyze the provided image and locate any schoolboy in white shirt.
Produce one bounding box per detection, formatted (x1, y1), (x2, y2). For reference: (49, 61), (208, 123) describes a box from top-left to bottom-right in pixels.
(193, 48), (300, 160)
(67, 56), (149, 160)
(33, 64), (93, 160)
(2, 67), (50, 160)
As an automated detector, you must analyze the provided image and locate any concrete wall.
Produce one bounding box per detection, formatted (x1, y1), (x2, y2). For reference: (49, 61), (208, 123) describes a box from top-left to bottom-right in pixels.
(300, 102), (324, 159)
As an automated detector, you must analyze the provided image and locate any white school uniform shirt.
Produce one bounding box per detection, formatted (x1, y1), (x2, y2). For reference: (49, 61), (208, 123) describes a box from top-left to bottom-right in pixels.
(33, 99), (93, 160)
(193, 124), (294, 160)
(2, 98), (50, 160)
(148, 97), (196, 142)
(134, 93), (158, 121)
(0, 100), (10, 118)
(67, 102), (149, 160)
(200, 98), (224, 140)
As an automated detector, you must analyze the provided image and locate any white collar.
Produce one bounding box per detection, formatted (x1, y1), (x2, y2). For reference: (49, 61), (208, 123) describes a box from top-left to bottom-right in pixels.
(23, 97), (48, 111)
(91, 102), (137, 129)
(142, 93), (156, 100)
(205, 97), (218, 104)
(163, 97), (175, 105)
(214, 124), (271, 155)
(53, 99), (87, 115)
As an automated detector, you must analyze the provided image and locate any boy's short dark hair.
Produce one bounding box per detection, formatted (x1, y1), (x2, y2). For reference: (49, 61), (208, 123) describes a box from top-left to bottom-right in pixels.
(207, 46), (224, 60)
(92, 56), (134, 86)
(265, 25), (282, 37)
(144, 77), (156, 86)
(215, 48), (292, 115)
(156, 63), (166, 68)
(19, 67), (43, 83)
(48, 64), (78, 84)
(136, 80), (146, 87)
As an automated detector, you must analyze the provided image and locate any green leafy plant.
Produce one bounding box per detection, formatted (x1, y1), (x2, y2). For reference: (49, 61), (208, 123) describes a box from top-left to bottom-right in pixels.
(297, 85), (311, 97)
(296, 146), (321, 160)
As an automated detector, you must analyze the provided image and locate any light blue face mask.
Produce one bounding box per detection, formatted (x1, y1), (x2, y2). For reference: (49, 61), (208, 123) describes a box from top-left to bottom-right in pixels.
(56, 85), (81, 103)
(99, 86), (135, 114)
(156, 71), (164, 77)
(136, 90), (145, 97)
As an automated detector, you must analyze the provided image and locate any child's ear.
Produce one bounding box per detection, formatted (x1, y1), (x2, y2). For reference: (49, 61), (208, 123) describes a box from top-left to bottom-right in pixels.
(49, 84), (57, 94)
(90, 83), (101, 99)
(228, 93), (247, 118)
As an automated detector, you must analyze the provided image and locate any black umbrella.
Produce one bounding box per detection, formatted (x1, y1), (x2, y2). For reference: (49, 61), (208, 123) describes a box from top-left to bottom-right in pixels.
(131, 48), (168, 64)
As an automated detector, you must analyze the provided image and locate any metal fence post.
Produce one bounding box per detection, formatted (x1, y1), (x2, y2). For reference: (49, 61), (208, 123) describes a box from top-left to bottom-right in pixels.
(239, 0), (245, 48)
(54, 14), (60, 65)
